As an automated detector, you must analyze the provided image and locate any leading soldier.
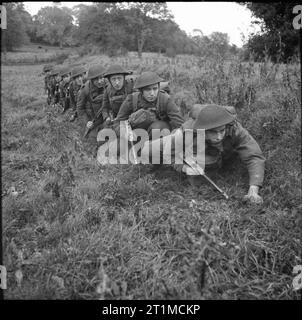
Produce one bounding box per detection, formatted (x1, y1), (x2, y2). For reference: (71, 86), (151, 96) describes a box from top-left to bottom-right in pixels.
(141, 104), (265, 204)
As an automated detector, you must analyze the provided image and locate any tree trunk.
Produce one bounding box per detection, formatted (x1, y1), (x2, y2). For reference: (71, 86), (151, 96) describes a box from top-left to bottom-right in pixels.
(59, 38), (63, 50)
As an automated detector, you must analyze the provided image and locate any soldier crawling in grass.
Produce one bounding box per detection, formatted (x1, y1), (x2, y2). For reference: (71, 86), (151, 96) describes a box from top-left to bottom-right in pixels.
(68, 65), (86, 122)
(140, 104), (266, 204)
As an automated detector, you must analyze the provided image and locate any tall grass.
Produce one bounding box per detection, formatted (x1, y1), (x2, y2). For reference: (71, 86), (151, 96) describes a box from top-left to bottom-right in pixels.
(2, 51), (301, 299)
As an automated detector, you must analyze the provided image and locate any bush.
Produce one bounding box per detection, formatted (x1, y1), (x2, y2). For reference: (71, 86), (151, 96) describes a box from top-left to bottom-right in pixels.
(165, 47), (177, 58)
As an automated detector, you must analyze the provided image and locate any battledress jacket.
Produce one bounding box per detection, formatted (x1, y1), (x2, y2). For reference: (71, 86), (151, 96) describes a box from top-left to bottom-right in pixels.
(69, 80), (82, 112)
(59, 80), (70, 106)
(114, 91), (184, 131)
(169, 118), (265, 187)
(101, 80), (135, 120)
(77, 80), (106, 122)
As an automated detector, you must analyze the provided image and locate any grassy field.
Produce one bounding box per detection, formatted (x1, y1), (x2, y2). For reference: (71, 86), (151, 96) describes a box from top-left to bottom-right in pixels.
(2, 50), (301, 299)
(1, 44), (74, 65)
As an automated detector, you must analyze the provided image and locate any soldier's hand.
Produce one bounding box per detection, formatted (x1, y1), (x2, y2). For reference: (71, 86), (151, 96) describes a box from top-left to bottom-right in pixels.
(243, 185), (263, 204)
(86, 121), (93, 129)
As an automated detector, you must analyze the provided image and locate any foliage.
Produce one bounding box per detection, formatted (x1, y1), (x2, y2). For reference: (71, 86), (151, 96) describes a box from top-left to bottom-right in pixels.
(1, 3), (30, 52)
(241, 2), (301, 62)
(33, 6), (74, 49)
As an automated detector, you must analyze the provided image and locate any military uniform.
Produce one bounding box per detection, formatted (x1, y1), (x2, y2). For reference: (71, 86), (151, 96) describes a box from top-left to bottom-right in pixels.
(180, 118), (265, 186)
(77, 80), (106, 123)
(69, 81), (81, 112)
(49, 67), (61, 106)
(114, 71), (184, 134)
(141, 104), (265, 188)
(68, 65), (87, 121)
(101, 65), (135, 120)
(76, 65), (106, 124)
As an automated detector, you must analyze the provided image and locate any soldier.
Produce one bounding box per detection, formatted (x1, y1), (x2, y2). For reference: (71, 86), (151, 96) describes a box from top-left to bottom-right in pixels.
(50, 67), (62, 107)
(69, 65), (86, 122)
(114, 71), (184, 136)
(101, 64), (135, 125)
(58, 66), (71, 113)
(43, 64), (53, 105)
(141, 104), (266, 204)
(77, 64), (107, 132)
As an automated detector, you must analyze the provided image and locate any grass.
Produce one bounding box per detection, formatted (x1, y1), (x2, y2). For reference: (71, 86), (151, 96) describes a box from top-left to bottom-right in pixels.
(1, 51), (301, 300)
(1, 43), (73, 65)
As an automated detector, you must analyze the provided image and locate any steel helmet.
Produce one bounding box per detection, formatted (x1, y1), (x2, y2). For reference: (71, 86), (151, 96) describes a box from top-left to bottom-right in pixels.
(71, 66), (86, 79)
(193, 104), (236, 130)
(103, 64), (132, 78)
(87, 65), (106, 80)
(133, 71), (164, 90)
(59, 66), (71, 77)
(50, 66), (61, 76)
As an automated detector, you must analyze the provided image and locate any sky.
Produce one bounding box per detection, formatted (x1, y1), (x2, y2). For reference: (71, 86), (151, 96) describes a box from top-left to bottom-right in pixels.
(23, 2), (261, 47)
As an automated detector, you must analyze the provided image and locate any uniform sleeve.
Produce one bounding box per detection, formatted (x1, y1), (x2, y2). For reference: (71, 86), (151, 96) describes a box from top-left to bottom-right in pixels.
(232, 122), (265, 187)
(69, 83), (75, 110)
(165, 97), (185, 130)
(77, 86), (90, 122)
(101, 88), (110, 120)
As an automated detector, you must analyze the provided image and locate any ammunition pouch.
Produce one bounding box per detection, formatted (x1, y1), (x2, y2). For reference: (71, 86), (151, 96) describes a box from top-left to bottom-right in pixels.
(129, 108), (158, 130)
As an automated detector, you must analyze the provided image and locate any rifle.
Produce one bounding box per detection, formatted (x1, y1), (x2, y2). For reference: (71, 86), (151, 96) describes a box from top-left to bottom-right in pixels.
(83, 109), (114, 138)
(185, 157), (229, 200)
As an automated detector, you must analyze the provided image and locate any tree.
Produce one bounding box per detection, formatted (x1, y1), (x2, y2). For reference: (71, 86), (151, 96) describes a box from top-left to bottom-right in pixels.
(119, 2), (173, 58)
(240, 2), (300, 62)
(34, 6), (74, 48)
(1, 3), (29, 52)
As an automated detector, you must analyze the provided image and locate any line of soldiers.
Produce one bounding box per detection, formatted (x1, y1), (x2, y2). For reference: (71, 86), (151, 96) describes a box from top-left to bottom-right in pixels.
(42, 63), (266, 205)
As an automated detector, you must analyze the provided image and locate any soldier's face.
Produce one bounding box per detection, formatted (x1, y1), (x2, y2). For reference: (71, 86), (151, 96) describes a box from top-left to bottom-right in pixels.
(55, 75), (61, 82)
(46, 71), (51, 76)
(142, 84), (159, 102)
(63, 74), (71, 83)
(75, 75), (83, 86)
(205, 125), (226, 145)
(109, 74), (124, 91)
(92, 76), (105, 88)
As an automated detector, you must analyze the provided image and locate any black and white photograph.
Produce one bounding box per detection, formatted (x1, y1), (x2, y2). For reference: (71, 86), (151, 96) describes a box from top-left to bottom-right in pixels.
(1, 1), (301, 304)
